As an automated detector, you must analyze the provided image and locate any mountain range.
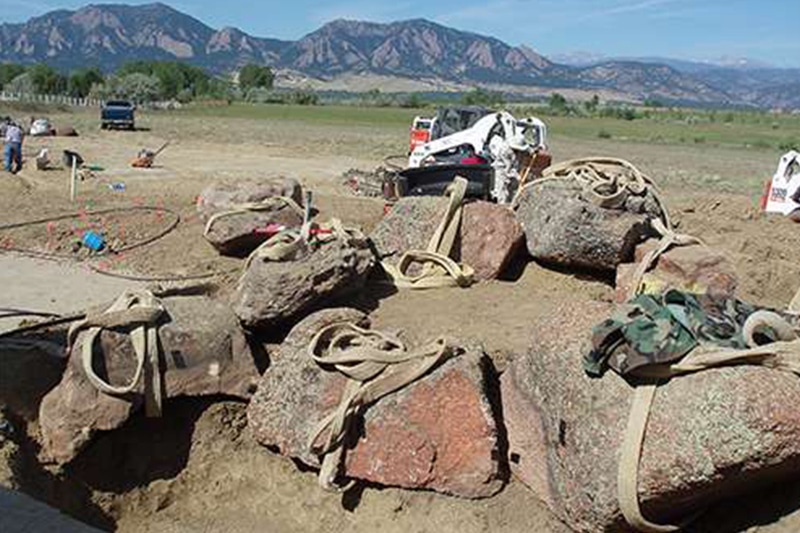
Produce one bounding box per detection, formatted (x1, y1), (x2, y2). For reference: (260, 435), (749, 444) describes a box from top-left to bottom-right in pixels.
(1, 2), (799, 109)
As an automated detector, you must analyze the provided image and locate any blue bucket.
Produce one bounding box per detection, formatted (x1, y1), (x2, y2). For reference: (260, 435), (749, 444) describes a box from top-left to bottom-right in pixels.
(82, 231), (106, 251)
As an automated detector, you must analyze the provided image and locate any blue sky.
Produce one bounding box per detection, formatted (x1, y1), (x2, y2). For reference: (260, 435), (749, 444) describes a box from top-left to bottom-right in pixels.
(2, 0), (800, 67)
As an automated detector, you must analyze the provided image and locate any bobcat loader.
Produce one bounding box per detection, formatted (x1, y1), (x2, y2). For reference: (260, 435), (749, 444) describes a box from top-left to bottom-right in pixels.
(405, 110), (548, 204)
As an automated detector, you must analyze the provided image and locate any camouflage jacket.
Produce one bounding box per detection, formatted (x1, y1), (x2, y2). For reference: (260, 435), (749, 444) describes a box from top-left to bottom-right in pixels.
(585, 290), (781, 377)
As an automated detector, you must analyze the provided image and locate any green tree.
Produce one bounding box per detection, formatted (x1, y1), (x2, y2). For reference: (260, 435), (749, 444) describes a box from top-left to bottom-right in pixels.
(68, 67), (104, 98)
(28, 64), (67, 94)
(94, 73), (161, 103)
(119, 61), (210, 100)
(584, 94), (600, 113)
(548, 92), (567, 110)
(119, 73), (161, 103)
(6, 73), (34, 95)
(238, 64), (274, 91)
(0, 63), (26, 90)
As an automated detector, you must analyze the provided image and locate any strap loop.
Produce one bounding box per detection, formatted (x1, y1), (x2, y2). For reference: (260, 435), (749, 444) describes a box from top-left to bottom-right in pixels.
(202, 195), (305, 239)
(382, 176), (475, 289)
(306, 322), (451, 491)
(68, 289), (165, 417)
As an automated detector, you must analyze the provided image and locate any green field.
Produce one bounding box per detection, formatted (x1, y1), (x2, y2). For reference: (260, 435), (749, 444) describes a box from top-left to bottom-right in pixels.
(175, 102), (422, 128)
(7, 99), (800, 153)
(174, 102), (800, 153)
(544, 114), (800, 151)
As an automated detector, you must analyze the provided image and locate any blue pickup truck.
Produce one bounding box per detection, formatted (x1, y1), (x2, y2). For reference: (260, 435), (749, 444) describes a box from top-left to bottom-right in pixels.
(101, 100), (135, 130)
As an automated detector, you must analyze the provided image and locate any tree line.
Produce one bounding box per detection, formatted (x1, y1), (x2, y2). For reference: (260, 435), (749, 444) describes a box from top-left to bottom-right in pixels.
(0, 61), (276, 103)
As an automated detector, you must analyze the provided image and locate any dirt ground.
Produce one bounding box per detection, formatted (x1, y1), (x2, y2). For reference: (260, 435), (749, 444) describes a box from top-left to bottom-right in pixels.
(2, 106), (800, 533)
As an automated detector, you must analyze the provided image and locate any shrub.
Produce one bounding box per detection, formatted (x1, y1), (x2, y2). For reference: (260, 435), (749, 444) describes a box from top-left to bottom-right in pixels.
(752, 140), (772, 149)
(5, 73), (34, 95)
(245, 87), (285, 104)
(599, 106), (639, 121)
(0, 64), (25, 89)
(119, 61), (210, 100)
(68, 68), (104, 98)
(238, 65), (274, 91)
(401, 92), (425, 108)
(584, 94), (600, 113)
(290, 90), (319, 106)
(93, 73), (162, 103)
(462, 88), (504, 107)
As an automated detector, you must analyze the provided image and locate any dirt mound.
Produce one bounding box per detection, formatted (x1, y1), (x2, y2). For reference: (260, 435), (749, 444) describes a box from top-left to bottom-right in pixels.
(672, 191), (800, 307)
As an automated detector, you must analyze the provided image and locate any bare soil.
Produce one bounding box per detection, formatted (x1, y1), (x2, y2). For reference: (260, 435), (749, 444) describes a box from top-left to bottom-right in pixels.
(2, 107), (800, 532)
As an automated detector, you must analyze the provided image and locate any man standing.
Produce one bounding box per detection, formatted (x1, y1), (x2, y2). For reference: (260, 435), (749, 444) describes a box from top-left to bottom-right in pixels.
(4, 121), (23, 174)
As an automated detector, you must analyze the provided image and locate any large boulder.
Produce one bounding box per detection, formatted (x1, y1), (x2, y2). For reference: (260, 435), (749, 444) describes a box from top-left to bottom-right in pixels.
(197, 177), (303, 219)
(514, 180), (660, 271)
(615, 240), (738, 303)
(502, 299), (800, 532)
(248, 308), (506, 498)
(204, 205), (304, 256)
(371, 197), (524, 280)
(198, 178), (305, 256)
(232, 235), (374, 331)
(39, 295), (261, 465)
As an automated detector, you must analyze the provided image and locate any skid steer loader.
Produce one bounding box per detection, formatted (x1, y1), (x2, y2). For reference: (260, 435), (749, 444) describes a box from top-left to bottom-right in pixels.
(400, 110), (549, 204)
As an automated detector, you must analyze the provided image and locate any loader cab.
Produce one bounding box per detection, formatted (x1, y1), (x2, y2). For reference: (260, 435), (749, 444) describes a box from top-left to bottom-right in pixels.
(409, 116), (435, 153)
(431, 106), (492, 140)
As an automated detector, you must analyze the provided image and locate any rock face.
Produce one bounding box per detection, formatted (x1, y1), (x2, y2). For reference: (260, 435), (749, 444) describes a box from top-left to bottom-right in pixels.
(197, 177), (303, 219)
(615, 240), (738, 303)
(370, 197), (524, 280)
(198, 177), (305, 255)
(514, 180), (660, 271)
(39, 295), (261, 464)
(232, 235), (375, 331)
(502, 300), (800, 533)
(234, 238), (375, 329)
(204, 204), (304, 256)
(248, 308), (506, 498)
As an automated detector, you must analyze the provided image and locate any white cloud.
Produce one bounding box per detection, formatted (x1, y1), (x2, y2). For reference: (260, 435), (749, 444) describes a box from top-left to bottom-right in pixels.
(592, 0), (678, 17)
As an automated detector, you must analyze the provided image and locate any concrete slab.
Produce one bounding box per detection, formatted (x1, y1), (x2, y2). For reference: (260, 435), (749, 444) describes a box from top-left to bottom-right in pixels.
(0, 254), (139, 333)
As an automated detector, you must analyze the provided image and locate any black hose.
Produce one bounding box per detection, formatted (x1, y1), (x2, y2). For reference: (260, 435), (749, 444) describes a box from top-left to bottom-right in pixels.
(0, 308), (61, 319)
(0, 205), (181, 258)
(87, 264), (238, 282)
(0, 206), (235, 286)
(0, 313), (86, 340)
